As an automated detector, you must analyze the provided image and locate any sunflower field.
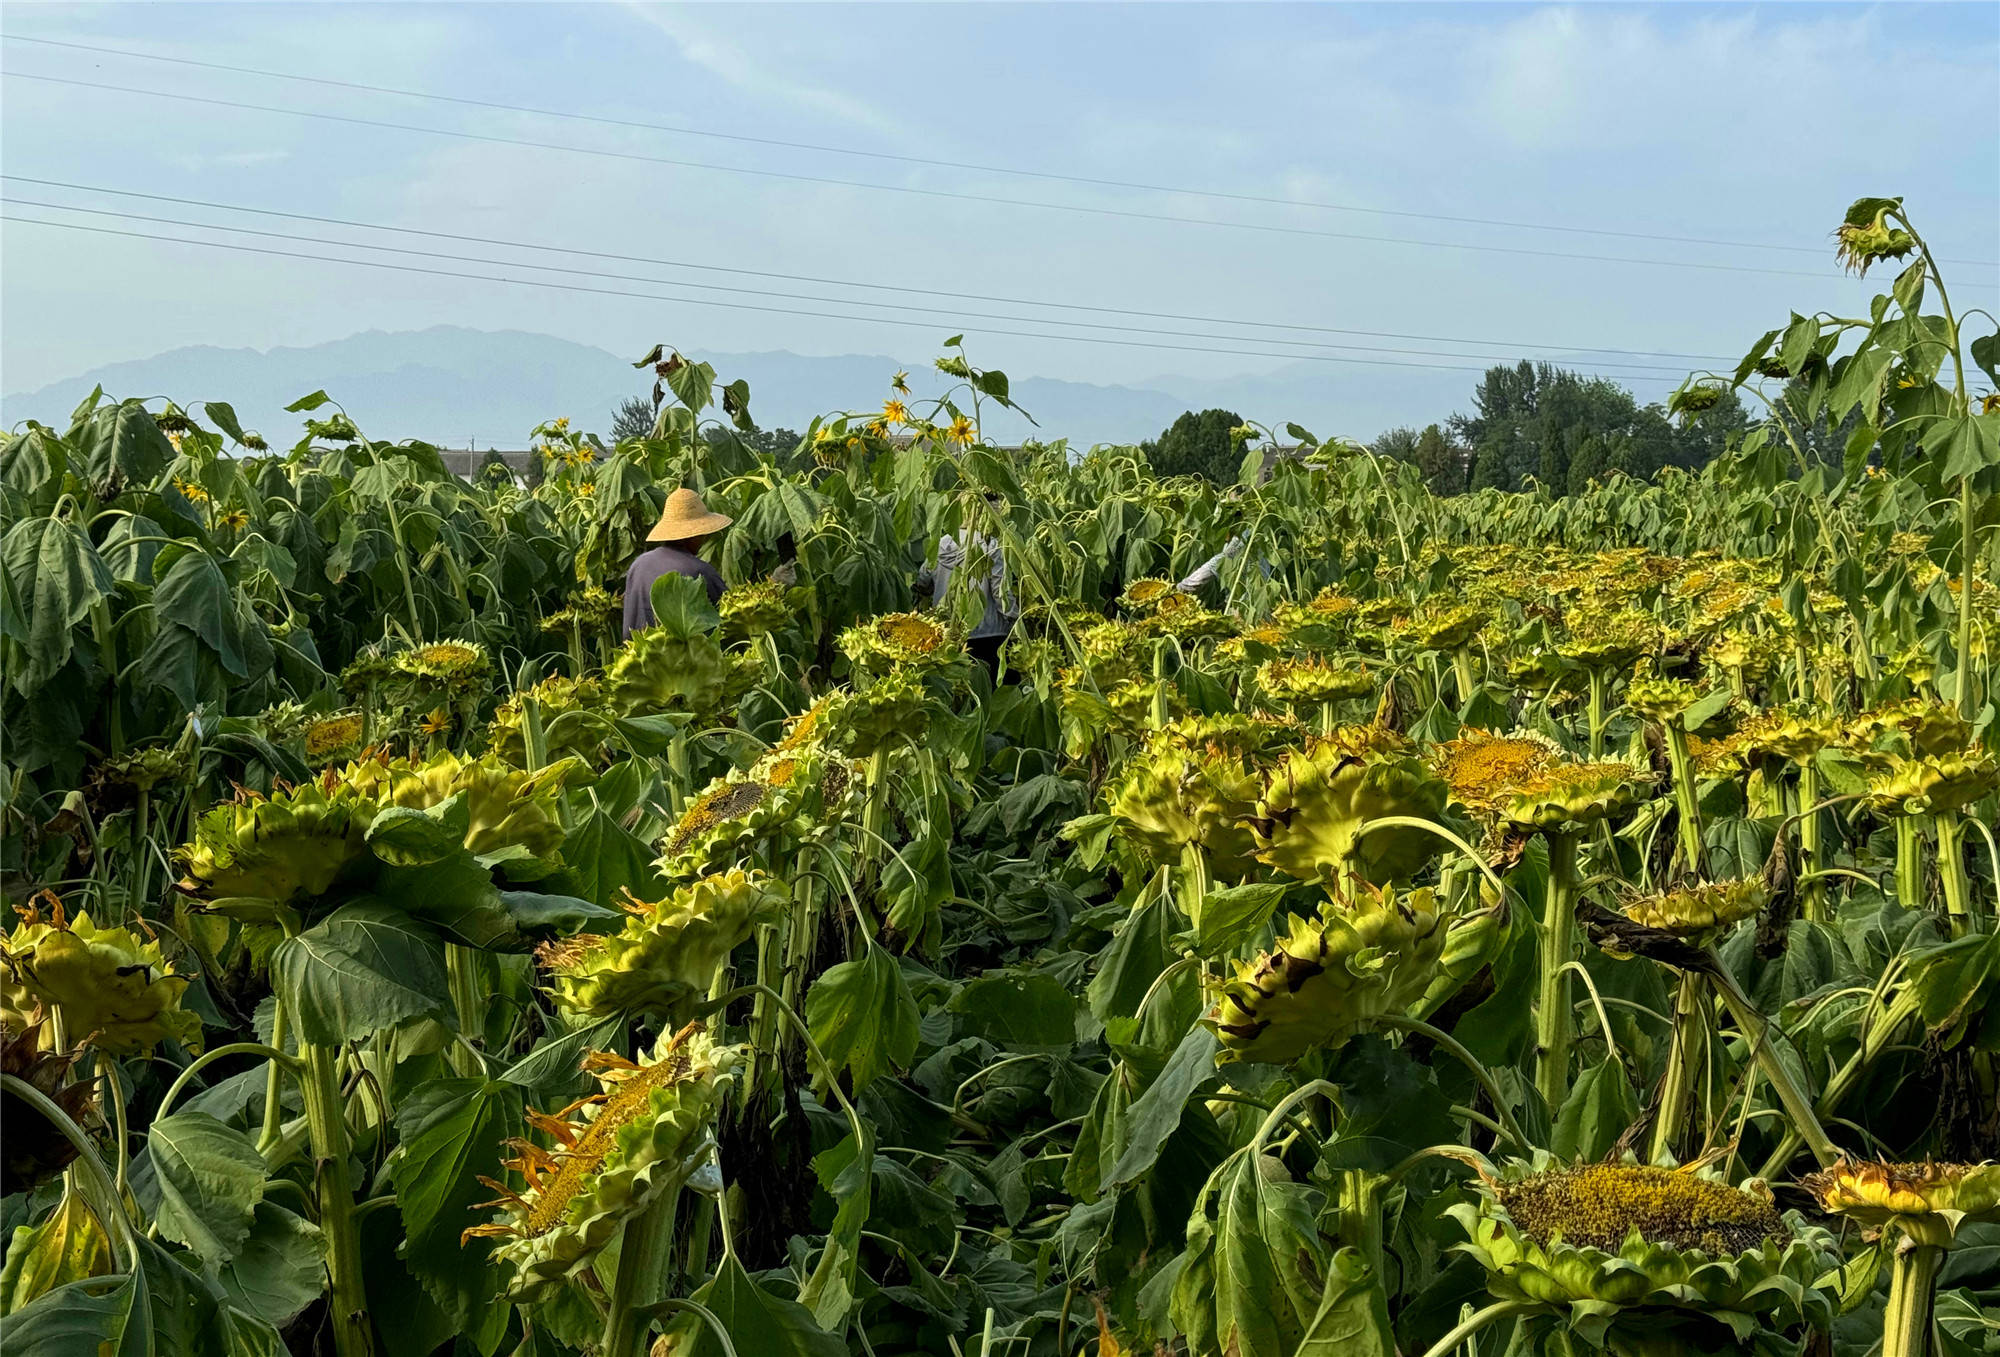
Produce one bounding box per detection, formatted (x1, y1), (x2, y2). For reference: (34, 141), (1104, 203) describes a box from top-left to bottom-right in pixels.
(2, 198), (1997, 1357)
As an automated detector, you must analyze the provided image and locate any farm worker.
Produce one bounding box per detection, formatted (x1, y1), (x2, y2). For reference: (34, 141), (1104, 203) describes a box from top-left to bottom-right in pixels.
(623, 487), (731, 638)
(925, 503), (1015, 671)
(1177, 535), (1247, 594)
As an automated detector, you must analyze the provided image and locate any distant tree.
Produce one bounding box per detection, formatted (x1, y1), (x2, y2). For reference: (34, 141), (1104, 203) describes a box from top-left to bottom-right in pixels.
(1144, 408), (1245, 484)
(1412, 423), (1469, 496)
(706, 425), (804, 460)
(474, 448), (515, 487)
(610, 397), (655, 444)
(1372, 426), (1420, 463)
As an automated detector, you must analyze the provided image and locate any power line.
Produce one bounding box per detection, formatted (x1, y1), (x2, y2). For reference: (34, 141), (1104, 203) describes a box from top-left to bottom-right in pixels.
(0, 68), (1897, 284)
(0, 213), (1692, 385)
(18, 31), (1980, 266)
(2, 176), (1738, 362)
(4, 194), (1713, 375)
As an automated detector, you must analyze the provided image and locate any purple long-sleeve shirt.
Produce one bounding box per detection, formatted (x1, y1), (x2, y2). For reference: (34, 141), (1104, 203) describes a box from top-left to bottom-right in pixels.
(623, 545), (724, 637)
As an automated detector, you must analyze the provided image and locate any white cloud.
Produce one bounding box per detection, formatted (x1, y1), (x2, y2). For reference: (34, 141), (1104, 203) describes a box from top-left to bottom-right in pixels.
(617, 2), (908, 140)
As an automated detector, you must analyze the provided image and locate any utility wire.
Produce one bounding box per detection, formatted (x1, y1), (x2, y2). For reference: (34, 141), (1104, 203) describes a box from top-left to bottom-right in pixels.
(11, 32), (1995, 268)
(0, 69), (1899, 283)
(5, 195), (1711, 375)
(1, 175), (1738, 362)
(0, 213), (1693, 384)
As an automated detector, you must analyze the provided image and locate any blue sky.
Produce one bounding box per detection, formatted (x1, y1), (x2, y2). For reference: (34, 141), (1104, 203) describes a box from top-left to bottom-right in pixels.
(3, 2), (1996, 421)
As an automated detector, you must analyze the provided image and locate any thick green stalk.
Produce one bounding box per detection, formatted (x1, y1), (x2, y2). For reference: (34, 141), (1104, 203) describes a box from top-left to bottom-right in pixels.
(1662, 721), (1705, 876)
(259, 1001), (289, 1154)
(1586, 669), (1608, 760)
(1894, 816), (1924, 911)
(1796, 760), (1825, 923)
(1955, 477), (1976, 719)
(601, 1183), (683, 1357)
(1452, 645), (1477, 708)
(1934, 812), (1971, 934)
(301, 1041), (375, 1357)
(857, 745), (893, 889)
(445, 945), (485, 1075)
(1705, 963), (1838, 1168)
(1535, 831), (1580, 1111)
(1337, 1170), (1384, 1281)
(1179, 841), (1212, 934)
(1881, 1240), (1944, 1357)
(1648, 972), (1706, 1164)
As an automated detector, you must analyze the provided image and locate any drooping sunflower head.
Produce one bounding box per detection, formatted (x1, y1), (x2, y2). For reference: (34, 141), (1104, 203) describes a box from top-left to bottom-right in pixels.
(656, 773), (807, 878)
(1119, 577), (1177, 612)
(1104, 719), (1276, 879)
(176, 776), (377, 904)
(94, 745), (187, 793)
(1207, 884), (1444, 1065)
(486, 675), (605, 765)
(539, 871), (785, 1019)
(1249, 738), (1449, 886)
(1136, 591), (1237, 642)
(1864, 751), (2000, 817)
(395, 640), (491, 688)
(1396, 601), (1488, 652)
(832, 670), (931, 756)
(1, 1017), (102, 1192)
(1430, 729), (1563, 816)
(303, 713), (366, 763)
(603, 626), (733, 719)
(1857, 697), (1975, 759)
(1833, 199), (1917, 276)
(1448, 1157), (1836, 1347)
(1801, 1159), (2000, 1248)
(1623, 674), (1705, 726)
(0, 899), (201, 1056)
(1254, 656), (1376, 708)
(1499, 758), (1652, 833)
(839, 612), (965, 674)
(1555, 608), (1662, 672)
(718, 578), (792, 639)
(463, 1023), (738, 1299)
(340, 750), (577, 869)
(1622, 878), (1767, 939)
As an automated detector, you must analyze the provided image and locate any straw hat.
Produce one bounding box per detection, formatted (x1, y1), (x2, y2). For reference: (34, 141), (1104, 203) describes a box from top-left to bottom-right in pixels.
(646, 487), (733, 543)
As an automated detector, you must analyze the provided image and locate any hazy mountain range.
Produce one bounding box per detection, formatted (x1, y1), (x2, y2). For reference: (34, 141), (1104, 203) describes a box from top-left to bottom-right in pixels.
(1, 326), (1684, 451)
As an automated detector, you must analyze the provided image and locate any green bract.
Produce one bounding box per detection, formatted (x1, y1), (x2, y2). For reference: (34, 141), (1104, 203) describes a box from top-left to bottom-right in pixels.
(1449, 1158), (1837, 1357)
(539, 870), (785, 1019)
(464, 1025), (736, 1301)
(1206, 884), (1444, 1064)
(1802, 1159), (2000, 1248)
(1249, 732), (1449, 886)
(176, 777), (376, 904)
(602, 625), (733, 717)
(0, 905), (201, 1055)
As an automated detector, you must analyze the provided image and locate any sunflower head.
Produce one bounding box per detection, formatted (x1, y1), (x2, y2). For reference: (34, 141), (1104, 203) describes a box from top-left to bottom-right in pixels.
(303, 713), (366, 763)
(539, 871), (785, 1019)
(1833, 198), (1917, 276)
(486, 675), (605, 764)
(1104, 718), (1278, 880)
(343, 750), (577, 870)
(1801, 1159), (2000, 1248)
(176, 776), (377, 904)
(1624, 674), (1706, 727)
(603, 626), (735, 720)
(1865, 751), (1999, 816)
(1499, 759), (1652, 833)
(1450, 1157), (1836, 1351)
(1397, 601), (1488, 652)
(463, 1024), (737, 1299)
(1430, 729), (1563, 816)
(395, 641), (491, 688)
(1554, 609), (1662, 673)
(831, 670), (930, 756)
(1207, 884), (1444, 1064)
(1622, 878), (1767, 939)
(718, 578), (792, 639)
(95, 745), (187, 793)
(1, 1017), (102, 1192)
(1254, 656), (1376, 708)
(0, 900), (201, 1055)
(1120, 578), (1177, 613)
(839, 612), (965, 674)
(1249, 738), (1449, 886)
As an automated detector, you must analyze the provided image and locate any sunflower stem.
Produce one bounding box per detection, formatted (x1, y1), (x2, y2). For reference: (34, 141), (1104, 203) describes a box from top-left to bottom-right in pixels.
(301, 1040), (376, 1357)
(1934, 811), (1971, 935)
(445, 944), (486, 1076)
(602, 1182), (683, 1357)
(1534, 830), (1580, 1112)
(1415, 1299), (1543, 1357)
(1586, 669), (1608, 760)
(1881, 1239), (1945, 1357)
(1894, 816), (1924, 911)
(1703, 960), (1839, 1168)
(1796, 758), (1825, 923)
(1662, 722), (1705, 877)
(1648, 972), (1705, 1165)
